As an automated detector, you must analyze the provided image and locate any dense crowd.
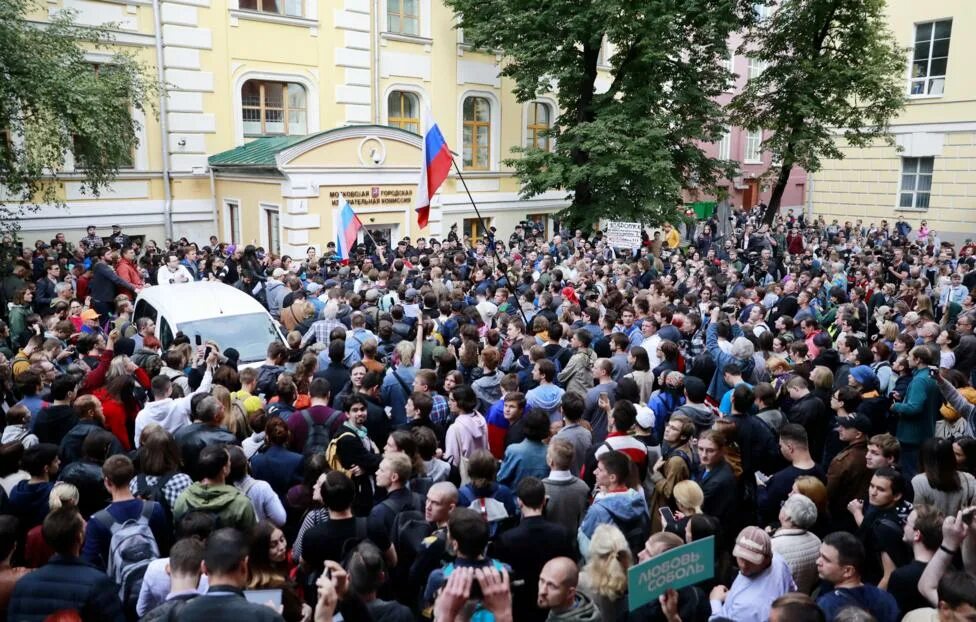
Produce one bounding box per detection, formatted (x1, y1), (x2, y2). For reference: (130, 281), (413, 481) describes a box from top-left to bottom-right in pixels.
(0, 210), (974, 622)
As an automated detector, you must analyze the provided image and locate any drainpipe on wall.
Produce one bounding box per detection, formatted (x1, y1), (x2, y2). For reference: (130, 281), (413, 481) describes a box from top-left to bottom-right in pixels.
(152, 0), (174, 240)
(806, 174), (814, 221)
(372, 0), (380, 124)
(209, 166), (218, 234)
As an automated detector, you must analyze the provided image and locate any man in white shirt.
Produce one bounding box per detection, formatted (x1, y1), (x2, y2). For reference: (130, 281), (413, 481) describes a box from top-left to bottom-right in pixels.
(156, 253), (193, 286)
(134, 353), (215, 444)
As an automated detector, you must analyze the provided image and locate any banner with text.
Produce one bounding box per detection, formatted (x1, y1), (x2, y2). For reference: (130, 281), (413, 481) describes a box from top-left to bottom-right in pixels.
(604, 221), (643, 250)
(627, 536), (715, 611)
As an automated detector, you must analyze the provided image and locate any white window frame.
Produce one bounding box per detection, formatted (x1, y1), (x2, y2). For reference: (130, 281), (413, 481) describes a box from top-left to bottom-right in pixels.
(909, 19), (951, 98)
(232, 71), (319, 146)
(744, 129), (763, 164)
(260, 203), (281, 254)
(224, 199), (242, 244)
(457, 89), (501, 172)
(718, 127), (731, 160)
(897, 156), (933, 210)
(747, 56), (764, 80)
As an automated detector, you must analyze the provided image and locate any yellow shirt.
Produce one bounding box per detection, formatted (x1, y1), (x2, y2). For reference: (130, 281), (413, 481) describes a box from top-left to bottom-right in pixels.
(665, 228), (680, 249)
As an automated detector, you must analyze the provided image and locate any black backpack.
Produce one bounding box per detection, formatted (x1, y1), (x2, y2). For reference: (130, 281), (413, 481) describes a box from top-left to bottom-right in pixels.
(606, 507), (651, 559)
(134, 473), (176, 520)
(300, 409), (341, 457)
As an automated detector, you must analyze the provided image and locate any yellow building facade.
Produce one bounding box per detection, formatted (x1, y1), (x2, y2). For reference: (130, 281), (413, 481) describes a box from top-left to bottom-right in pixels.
(20, 0), (575, 253)
(809, 0), (976, 242)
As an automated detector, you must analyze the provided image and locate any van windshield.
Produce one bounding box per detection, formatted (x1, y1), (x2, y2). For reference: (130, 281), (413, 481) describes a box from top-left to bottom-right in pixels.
(178, 313), (281, 363)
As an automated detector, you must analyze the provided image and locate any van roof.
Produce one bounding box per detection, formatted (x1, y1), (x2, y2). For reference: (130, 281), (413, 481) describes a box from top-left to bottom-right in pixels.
(136, 282), (268, 324)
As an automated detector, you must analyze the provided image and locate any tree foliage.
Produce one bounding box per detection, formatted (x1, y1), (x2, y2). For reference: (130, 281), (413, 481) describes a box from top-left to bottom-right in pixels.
(728, 0), (906, 224)
(0, 0), (157, 234)
(445, 0), (754, 228)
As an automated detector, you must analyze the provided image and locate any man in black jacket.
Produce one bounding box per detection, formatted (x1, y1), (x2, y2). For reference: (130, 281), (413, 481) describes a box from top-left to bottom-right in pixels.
(89, 246), (138, 316)
(785, 376), (831, 465)
(33, 261), (60, 314)
(334, 395), (381, 515)
(8, 506), (125, 622)
(174, 396), (239, 480)
(696, 429), (737, 535)
(494, 477), (576, 622)
(59, 394), (123, 465)
(179, 528), (285, 622)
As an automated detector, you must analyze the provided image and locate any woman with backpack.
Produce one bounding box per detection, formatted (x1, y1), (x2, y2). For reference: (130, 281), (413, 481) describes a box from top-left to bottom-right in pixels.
(131, 425), (193, 519)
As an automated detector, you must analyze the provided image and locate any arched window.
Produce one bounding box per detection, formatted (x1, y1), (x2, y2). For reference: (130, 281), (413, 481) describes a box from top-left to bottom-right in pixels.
(388, 91), (419, 133)
(527, 102), (551, 150)
(242, 80), (307, 136)
(462, 96), (490, 170)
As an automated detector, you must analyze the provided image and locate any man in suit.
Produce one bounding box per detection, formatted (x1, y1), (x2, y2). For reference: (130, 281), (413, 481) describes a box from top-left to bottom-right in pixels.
(493, 477), (576, 622)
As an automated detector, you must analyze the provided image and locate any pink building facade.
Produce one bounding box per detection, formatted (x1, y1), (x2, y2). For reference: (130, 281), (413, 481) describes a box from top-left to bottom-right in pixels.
(692, 32), (808, 212)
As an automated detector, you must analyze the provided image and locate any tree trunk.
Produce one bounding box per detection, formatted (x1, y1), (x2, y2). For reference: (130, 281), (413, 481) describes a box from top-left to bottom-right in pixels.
(568, 41), (601, 224)
(761, 160), (795, 225)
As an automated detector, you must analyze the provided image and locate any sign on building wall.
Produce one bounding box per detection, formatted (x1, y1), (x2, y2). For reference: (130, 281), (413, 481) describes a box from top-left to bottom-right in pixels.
(604, 220), (643, 250)
(627, 536), (715, 611)
(328, 186), (414, 207)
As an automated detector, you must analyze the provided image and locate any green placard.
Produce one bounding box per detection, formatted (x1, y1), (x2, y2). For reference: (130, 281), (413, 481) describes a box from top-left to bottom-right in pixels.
(627, 536), (715, 611)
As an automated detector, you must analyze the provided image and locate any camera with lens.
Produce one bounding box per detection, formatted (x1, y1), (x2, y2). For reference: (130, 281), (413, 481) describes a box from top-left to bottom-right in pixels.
(720, 303), (739, 315)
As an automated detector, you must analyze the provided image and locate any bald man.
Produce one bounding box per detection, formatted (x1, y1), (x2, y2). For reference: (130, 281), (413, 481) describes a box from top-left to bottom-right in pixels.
(537, 557), (600, 621)
(408, 482), (459, 599)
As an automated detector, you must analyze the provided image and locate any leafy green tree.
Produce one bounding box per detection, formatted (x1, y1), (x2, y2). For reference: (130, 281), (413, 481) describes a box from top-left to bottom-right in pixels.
(0, 0), (157, 235)
(728, 0), (906, 225)
(445, 0), (753, 228)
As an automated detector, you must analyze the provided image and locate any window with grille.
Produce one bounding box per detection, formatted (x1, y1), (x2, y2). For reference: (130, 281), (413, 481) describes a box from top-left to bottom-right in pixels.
(527, 102), (551, 150)
(899, 157), (933, 209)
(242, 80), (307, 136)
(387, 0), (419, 35)
(388, 91), (420, 133)
(910, 20), (951, 96)
(462, 96), (491, 170)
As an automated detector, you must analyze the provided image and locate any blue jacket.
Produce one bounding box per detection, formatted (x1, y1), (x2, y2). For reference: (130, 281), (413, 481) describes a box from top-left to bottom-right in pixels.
(578, 488), (648, 558)
(817, 585), (899, 622)
(8, 554), (125, 622)
(381, 365), (417, 426)
(705, 321), (756, 401)
(8, 480), (54, 530)
(497, 439), (549, 487)
(249, 445), (304, 498)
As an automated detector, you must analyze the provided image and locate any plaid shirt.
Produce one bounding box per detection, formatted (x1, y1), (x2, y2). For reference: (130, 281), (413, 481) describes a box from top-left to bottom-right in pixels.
(301, 318), (344, 347)
(128, 472), (192, 510)
(430, 394), (450, 426)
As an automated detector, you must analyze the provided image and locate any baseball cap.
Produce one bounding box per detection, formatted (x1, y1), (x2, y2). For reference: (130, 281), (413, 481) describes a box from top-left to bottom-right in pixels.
(848, 365), (878, 388)
(81, 309), (100, 320)
(838, 414), (872, 435)
(732, 526), (772, 564)
(635, 405), (655, 431)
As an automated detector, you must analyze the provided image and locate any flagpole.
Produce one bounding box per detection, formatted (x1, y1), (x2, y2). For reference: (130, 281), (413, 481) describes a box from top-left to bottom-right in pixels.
(450, 156), (530, 326)
(450, 157), (492, 250)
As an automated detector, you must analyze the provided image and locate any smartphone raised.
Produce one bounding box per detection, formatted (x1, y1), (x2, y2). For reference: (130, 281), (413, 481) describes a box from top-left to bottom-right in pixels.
(659, 507), (676, 526)
(194, 334), (202, 347)
(243, 589), (282, 607)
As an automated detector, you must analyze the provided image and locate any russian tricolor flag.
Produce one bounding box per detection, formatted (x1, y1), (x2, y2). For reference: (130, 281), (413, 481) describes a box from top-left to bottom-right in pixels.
(334, 193), (362, 261)
(415, 109), (452, 229)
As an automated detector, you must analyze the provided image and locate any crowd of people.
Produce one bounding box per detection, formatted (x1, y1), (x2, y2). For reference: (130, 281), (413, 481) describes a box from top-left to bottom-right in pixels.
(0, 209), (974, 622)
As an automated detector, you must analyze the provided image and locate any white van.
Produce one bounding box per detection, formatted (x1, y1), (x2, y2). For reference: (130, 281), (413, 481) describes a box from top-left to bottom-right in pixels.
(134, 282), (285, 367)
